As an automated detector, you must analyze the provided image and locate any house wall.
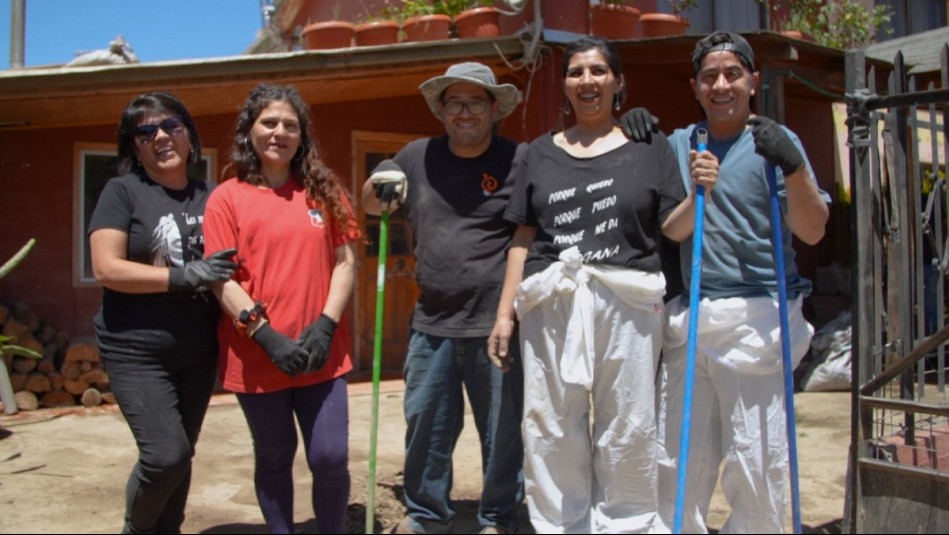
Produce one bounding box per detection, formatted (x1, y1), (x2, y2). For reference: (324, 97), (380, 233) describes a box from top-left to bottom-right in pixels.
(0, 35), (839, 343)
(0, 126), (107, 338)
(785, 96), (838, 288)
(0, 83), (542, 339)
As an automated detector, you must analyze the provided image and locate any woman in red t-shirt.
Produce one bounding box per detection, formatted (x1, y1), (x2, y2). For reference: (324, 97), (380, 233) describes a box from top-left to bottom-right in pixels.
(203, 84), (361, 534)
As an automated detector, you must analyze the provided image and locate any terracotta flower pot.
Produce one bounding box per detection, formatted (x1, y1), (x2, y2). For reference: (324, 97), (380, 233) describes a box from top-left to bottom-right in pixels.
(781, 30), (814, 42)
(301, 21), (354, 50)
(354, 20), (400, 47)
(638, 13), (690, 38)
(454, 7), (501, 39)
(401, 14), (452, 43)
(590, 4), (641, 40)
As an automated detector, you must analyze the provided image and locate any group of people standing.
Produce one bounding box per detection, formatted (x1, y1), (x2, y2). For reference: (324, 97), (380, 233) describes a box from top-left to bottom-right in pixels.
(89, 29), (827, 535)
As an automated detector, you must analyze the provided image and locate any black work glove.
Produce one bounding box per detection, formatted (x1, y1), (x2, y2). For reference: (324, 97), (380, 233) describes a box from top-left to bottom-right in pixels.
(252, 323), (307, 377)
(169, 248), (238, 292)
(619, 107), (660, 143)
(296, 314), (338, 373)
(747, 116), (805, 176)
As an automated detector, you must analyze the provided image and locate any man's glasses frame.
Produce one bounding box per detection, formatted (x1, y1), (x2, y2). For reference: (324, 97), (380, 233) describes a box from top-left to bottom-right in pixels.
(134, 117), (185, 144)
(441, 99), (491, 116)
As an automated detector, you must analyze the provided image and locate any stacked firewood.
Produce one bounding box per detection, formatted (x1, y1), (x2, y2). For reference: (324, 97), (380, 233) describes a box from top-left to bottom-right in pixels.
(1, 301), (112, 411)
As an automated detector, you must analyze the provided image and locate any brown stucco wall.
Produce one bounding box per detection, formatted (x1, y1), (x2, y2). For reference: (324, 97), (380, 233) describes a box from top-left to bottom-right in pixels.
(0, 86), (542, 339)
(0, 46), (838, 340)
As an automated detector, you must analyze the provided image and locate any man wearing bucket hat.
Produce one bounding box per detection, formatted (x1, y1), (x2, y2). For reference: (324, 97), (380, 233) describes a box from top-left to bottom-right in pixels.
(652, 32), (830, 533)
(361, 61), (525, 534)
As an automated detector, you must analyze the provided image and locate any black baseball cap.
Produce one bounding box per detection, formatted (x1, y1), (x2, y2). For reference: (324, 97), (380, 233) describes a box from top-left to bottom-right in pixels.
(692, 32), (755, 76)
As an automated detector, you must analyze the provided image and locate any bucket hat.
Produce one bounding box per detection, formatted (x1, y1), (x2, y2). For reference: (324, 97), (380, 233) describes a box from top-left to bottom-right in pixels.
(419, 62), (522, 119)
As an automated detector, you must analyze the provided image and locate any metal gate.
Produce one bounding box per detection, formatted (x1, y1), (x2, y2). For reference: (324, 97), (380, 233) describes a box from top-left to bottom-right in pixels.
(846, 46), (949, 533)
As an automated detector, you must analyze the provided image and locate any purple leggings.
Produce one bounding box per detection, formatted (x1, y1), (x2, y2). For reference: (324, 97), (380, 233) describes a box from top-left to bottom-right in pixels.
(236, 376), (350, 534)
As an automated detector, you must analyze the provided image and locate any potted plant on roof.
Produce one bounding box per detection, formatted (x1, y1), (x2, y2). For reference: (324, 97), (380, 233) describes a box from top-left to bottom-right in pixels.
(300, 3), (355, 50)
(452, 1), (501, 39)
(399, 1), (454, 42)
(590, 1), (641, 41)
(354, 0), (401, 47)
(398, 1), (501, 42)
(639, 0), (695, 38)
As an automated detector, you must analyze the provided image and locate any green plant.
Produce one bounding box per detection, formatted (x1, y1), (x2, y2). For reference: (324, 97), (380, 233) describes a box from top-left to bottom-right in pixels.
(399, 0), (495, 19)
(0, 239), (42, 360)
(356, 0), (402, 23)
(764, 0), (893, 49)
(667, 0), (699, 16)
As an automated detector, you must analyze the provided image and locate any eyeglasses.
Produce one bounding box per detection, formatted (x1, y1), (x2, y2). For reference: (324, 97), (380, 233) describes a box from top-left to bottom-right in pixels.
(134, 117), (185, 144)
(441, 99), (490, 116)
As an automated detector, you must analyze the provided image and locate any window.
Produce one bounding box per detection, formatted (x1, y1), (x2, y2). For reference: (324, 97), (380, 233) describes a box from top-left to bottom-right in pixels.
(662, 0), (766, 34)
(73, 143), (215, 286)
(878, 0), (946, 40)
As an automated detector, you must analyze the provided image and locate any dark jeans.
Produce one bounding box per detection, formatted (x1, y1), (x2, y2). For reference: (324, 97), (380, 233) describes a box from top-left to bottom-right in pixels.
(236, 376), (350, 534)
(402, 330), (525, 533)
(102, 345), (218, 534)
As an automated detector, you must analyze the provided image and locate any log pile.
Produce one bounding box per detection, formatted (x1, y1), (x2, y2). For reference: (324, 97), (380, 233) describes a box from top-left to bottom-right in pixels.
(0, 302), (113, 411)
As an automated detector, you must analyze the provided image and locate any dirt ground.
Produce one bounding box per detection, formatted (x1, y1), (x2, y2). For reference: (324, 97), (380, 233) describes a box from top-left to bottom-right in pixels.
(0, 380), (850, 534)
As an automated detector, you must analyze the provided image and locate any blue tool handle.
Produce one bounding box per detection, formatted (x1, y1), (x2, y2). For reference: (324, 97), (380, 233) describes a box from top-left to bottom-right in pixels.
(673, 129), (708, 533)
(765, 163), (802, 534)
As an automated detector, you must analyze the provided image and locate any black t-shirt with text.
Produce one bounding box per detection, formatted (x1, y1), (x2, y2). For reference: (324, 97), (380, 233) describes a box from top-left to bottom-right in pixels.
(506, 131), (684, 279)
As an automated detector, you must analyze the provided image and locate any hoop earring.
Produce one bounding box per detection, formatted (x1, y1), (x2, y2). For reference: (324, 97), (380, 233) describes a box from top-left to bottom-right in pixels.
(563, 101), (572, 116)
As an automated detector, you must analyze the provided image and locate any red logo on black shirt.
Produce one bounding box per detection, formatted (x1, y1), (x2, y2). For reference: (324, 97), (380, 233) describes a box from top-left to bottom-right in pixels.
(481, 173), (499, 196)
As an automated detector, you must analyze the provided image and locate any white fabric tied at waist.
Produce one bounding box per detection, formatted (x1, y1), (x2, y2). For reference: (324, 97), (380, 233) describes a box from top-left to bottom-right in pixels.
(664, 294), (813, 375)
(514, 246), (666, 389)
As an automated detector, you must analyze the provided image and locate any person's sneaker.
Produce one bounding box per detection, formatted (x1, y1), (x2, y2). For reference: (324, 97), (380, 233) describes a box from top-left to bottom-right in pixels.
(391, 516), (424, 534)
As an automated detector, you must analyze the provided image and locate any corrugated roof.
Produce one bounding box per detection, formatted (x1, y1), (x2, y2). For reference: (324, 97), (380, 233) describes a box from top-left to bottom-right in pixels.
(865, 26), (949, 74)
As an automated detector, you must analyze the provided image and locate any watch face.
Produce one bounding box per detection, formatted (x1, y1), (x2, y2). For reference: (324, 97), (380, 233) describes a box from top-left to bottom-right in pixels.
(239, 309), (251, 324)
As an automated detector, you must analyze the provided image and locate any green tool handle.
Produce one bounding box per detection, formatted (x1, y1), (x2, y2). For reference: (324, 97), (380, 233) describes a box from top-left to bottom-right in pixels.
(366, 210), (389, 534)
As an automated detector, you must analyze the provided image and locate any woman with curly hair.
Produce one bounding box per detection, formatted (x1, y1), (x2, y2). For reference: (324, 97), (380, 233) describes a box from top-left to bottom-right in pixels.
(203, 83), (361, 534)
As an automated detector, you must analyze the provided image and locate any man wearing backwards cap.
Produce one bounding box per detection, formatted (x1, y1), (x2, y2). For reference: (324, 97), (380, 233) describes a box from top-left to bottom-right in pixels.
(655, 32), (830, 533)
(361, 61), (525, 535)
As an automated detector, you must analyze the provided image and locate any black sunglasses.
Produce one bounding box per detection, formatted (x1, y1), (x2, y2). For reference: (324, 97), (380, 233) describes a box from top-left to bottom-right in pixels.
(134, 117), (185, 144)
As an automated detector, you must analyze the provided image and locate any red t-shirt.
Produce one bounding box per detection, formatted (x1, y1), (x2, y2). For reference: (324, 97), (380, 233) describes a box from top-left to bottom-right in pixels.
(203, 177), (359, 393)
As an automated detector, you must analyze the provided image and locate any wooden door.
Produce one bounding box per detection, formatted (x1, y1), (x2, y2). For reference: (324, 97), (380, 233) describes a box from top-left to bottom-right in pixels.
(351, 131), (423, 375)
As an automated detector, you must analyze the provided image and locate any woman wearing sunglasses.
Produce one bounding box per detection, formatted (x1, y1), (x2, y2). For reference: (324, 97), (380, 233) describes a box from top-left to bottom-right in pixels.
(88, 92), (237, 533)
(202, 84), (361, 534)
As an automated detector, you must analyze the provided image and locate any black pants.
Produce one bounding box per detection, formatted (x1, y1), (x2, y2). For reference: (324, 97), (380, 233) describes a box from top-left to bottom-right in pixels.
(102, 344), (218, 534)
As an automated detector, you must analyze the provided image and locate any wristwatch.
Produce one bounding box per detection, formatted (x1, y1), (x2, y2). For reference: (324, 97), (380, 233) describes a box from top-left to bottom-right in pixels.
(234, 301), (267, 336)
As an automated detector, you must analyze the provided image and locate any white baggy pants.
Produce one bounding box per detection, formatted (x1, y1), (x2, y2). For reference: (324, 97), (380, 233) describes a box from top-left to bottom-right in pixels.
(657, 295), (813, 534)
(515, 247), (667, 534)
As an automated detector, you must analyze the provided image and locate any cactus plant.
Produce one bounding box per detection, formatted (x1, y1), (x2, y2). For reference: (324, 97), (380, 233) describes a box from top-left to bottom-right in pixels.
(1, 238), (42, 359)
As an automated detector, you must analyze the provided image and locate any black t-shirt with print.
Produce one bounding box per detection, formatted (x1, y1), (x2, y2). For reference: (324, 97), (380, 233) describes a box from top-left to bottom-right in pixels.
(393, 135), (522, 337)
(506, 131), (684, 279)
(88, 171), (220, 357)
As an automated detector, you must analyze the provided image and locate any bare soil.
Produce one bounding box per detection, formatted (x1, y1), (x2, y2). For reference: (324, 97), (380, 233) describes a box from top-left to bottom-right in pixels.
(0, 381), (849, 534)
